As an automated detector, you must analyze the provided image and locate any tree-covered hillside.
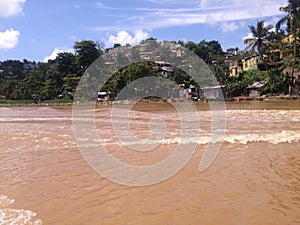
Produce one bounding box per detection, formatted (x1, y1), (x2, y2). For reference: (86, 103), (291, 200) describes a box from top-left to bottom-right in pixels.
(1, 0), (300, 103)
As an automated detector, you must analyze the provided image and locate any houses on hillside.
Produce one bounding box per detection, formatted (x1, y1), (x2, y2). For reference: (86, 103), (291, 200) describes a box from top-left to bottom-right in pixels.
(105, 40), (183, 63)
(228, 33), (299, 81)
(229, 50), (282, 76)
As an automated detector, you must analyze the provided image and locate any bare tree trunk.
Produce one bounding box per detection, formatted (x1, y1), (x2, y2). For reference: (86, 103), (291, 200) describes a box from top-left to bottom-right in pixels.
(292, 28), (297, 86)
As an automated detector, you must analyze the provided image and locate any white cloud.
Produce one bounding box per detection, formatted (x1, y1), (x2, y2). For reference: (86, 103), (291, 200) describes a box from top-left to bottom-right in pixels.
(0, 29), (20, 50)
(0, 0), (26, 17)
(243, 33), (253, 41)
(199, 0), (209, 8)
(89, 0), (286, 33)
(95, 2), (103, 8)
(220, 21), (244, 32)
(199, 0), (286, 24)
(106, 30), (149, 47)
(199, 0), (285, 11)
(44, 48), (73, 62)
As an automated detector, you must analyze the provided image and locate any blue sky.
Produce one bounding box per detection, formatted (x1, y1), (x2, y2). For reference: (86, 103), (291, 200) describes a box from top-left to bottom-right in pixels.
(0, 0), (287, 62)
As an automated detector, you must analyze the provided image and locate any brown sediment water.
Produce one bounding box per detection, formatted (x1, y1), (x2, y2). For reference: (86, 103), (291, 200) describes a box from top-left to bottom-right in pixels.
(0, 101), (299, 225)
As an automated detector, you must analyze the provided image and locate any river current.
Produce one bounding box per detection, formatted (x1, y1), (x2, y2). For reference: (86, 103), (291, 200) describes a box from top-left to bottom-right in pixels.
(0, 101), (299, 224)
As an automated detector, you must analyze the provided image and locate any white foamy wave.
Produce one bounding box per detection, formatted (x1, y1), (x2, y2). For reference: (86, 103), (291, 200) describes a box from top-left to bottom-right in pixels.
(226, 109), (300, 122)
(224, 130), (300, 144)
(119, 130), (300, 146)
(0, 195), (14, 208)
(0, 195), (42, 225)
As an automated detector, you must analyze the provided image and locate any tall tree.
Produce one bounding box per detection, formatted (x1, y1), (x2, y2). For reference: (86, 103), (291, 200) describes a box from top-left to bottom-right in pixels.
(56, 52), (76, 75)
(244, 20), (273, 71)
(74, 40), (100, 72)
(276, 0), (300, 85)
(244, 20), (273, 56)
(207, 40), (223, 56)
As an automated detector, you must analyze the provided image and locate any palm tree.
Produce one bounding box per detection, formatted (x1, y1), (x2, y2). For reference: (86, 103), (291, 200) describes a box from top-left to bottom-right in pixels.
(244, 20), (273, 70)
(276, 0), (300, 87)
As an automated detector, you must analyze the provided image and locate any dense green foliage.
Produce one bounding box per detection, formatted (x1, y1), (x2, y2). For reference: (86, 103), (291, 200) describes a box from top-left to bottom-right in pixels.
(226, 68), (291, 98)
(276, 0), (300, 80)
(0, 40), (99, 101)
(0, 39), (222, 101)
(0, 36), (296, 101)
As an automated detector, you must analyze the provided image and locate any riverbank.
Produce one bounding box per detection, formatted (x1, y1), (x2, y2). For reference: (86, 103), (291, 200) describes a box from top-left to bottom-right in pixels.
(0, 99), (73, 106)
(233, 94), (299, 102)
(0, 95), (299, 107)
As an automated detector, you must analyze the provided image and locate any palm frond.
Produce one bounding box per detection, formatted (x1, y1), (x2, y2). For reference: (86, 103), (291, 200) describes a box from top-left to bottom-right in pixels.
(276, 15), (289, 31)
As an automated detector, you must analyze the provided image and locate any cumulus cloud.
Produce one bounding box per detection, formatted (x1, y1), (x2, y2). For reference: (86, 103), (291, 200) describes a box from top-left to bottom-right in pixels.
(106, 30), (149, 47)
(0, 29), (20, 50)
(44, 48), (73, 62)
(220, 22), (239, 32)
(220, 21), (245, 32)
(0, 0), (26, 17)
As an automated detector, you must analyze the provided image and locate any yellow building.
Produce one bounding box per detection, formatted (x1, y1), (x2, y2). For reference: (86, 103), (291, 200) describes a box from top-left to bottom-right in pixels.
(229, 60), (242, 76)
(282, 31), (300, 43)
(242, 55), (259, 71)
(229, 31), (298, 76)
(229, 55), (261, 76)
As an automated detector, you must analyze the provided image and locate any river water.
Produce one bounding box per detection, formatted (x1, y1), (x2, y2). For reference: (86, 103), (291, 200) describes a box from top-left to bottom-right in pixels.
(0, 101), (299, 225)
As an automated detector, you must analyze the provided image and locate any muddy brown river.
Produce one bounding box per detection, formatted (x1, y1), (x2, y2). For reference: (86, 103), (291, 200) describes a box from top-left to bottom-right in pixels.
(0, 101), (299, 224)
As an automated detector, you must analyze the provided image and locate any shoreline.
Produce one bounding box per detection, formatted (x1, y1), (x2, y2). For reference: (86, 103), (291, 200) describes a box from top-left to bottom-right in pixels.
(0, 96), (299, 107)
(233, 94), (299, 101)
